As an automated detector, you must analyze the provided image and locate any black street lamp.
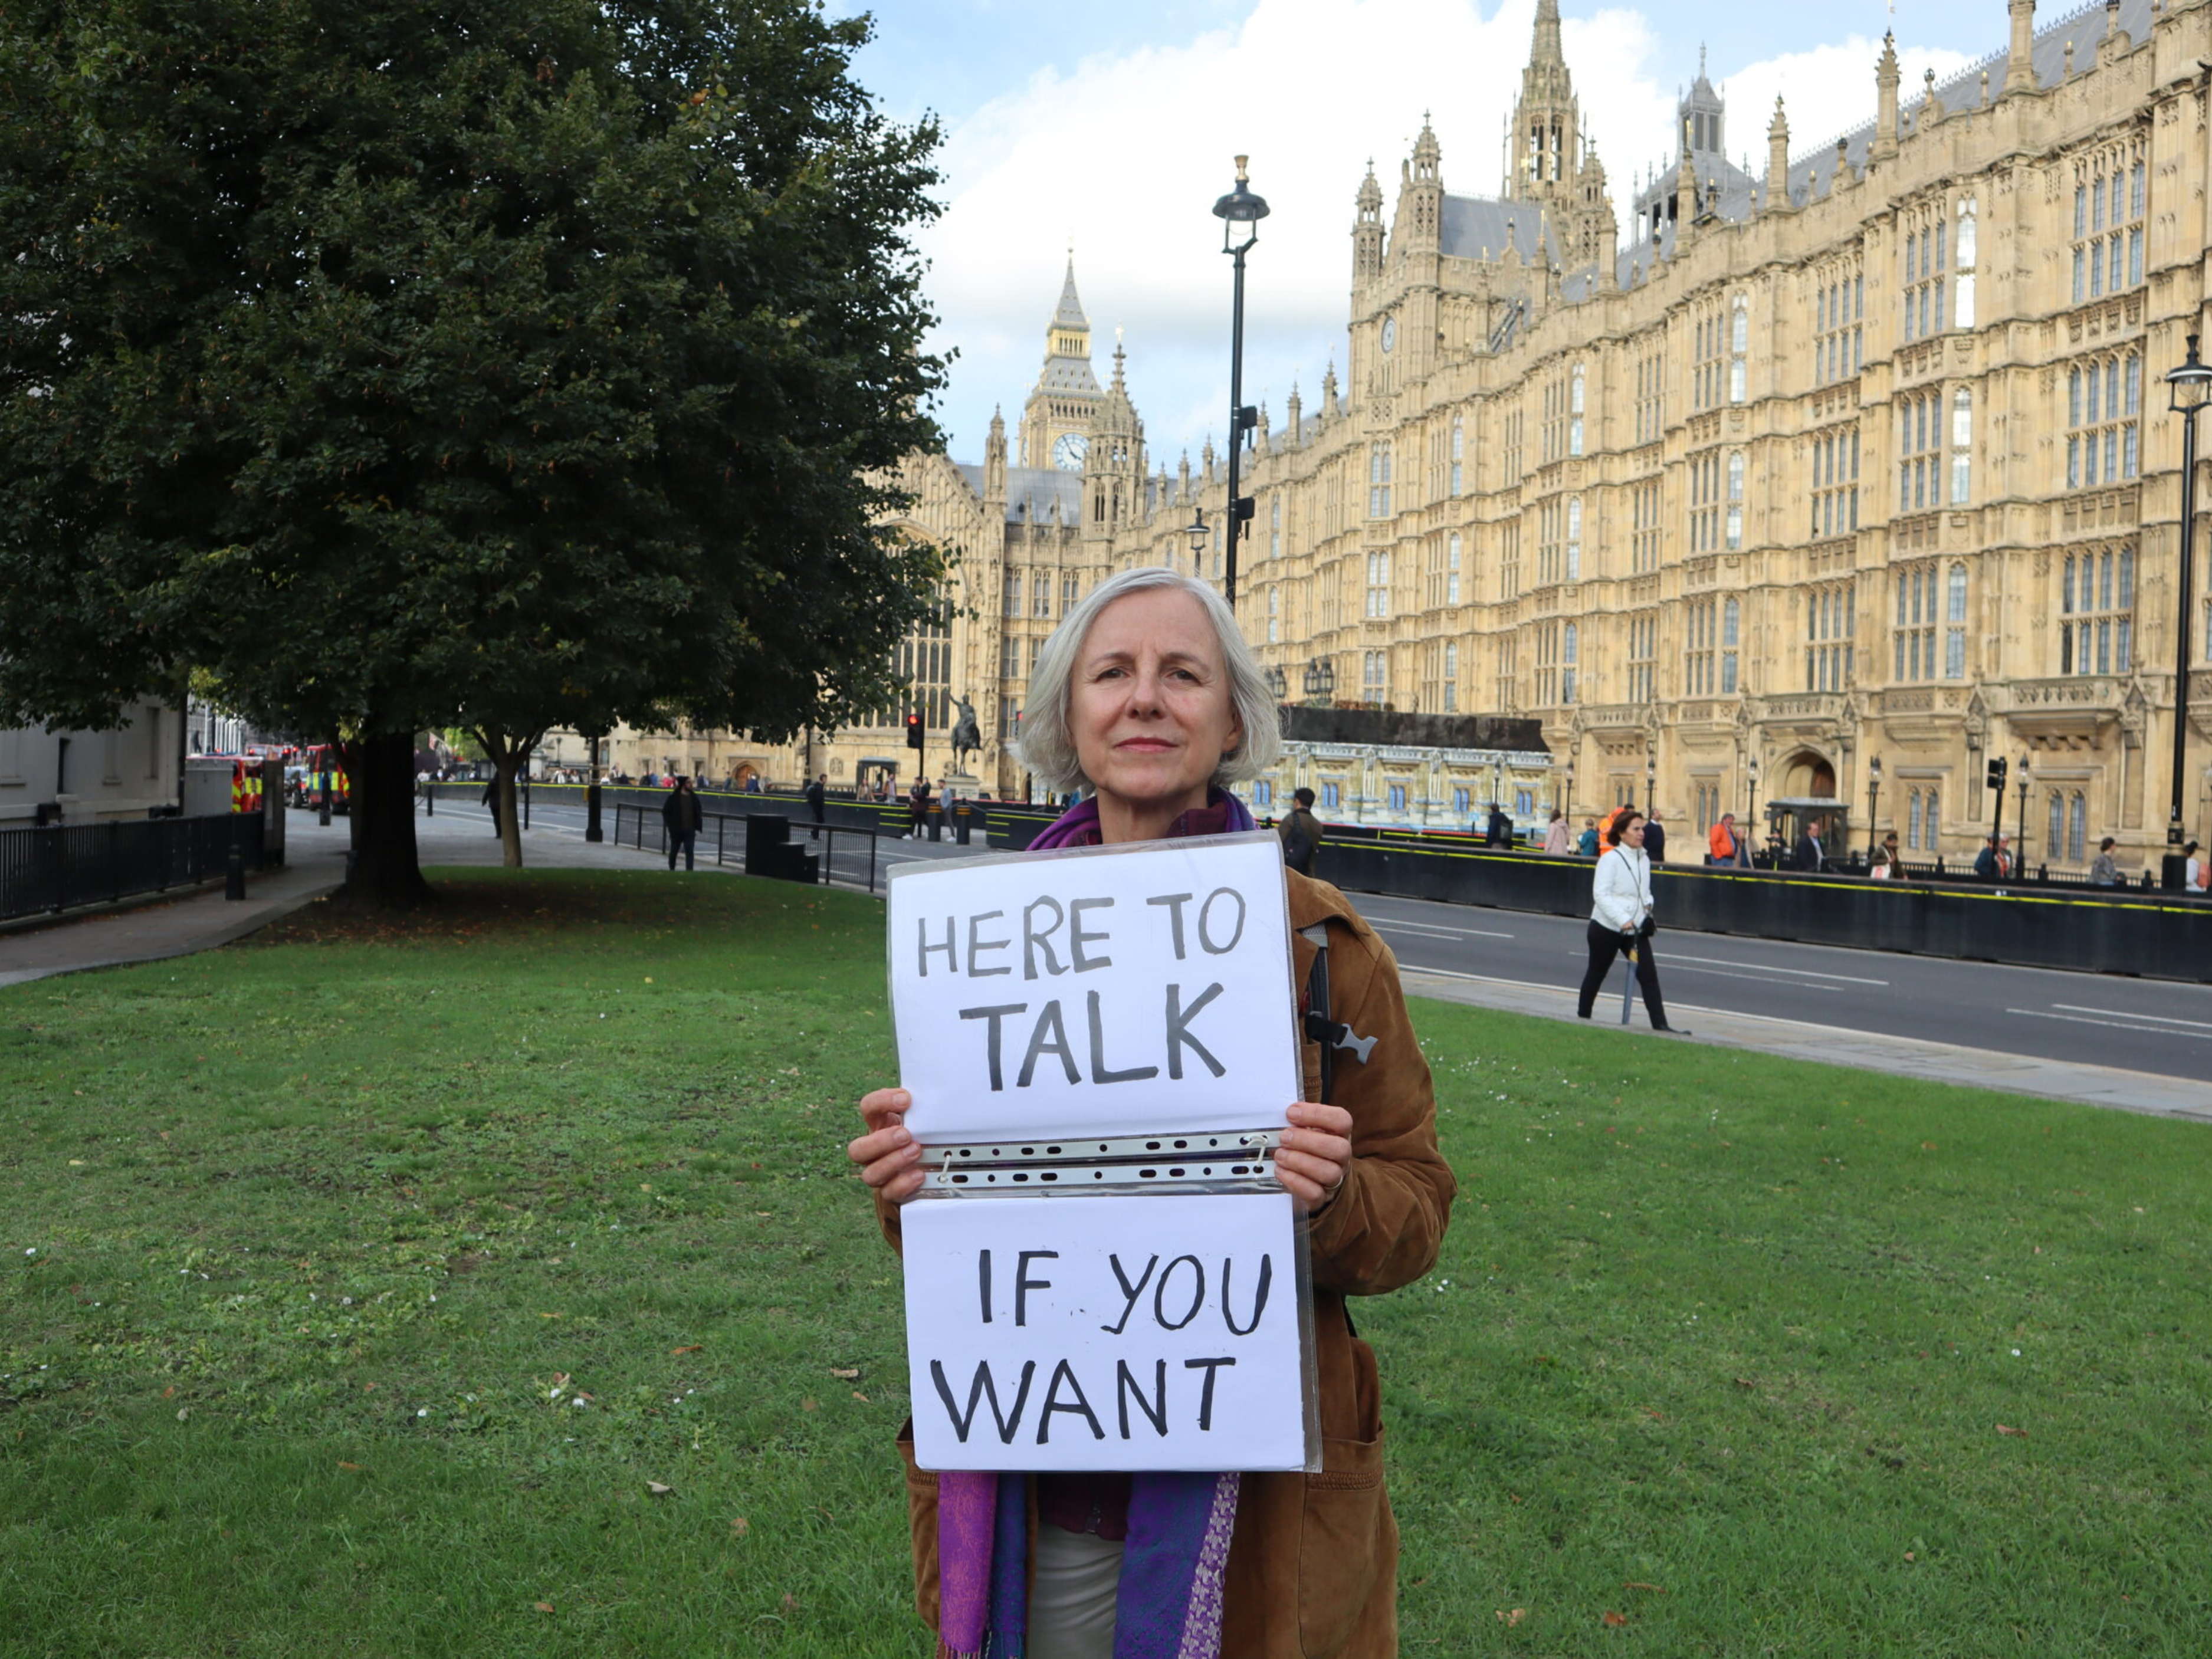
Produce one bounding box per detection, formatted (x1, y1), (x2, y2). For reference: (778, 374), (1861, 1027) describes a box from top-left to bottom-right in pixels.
(1865, 755), (1882, 862)
(584, 731), (605, 843)
(1747, 751), (1761, 858)
(1645, 742), (1656, 816)
(1184, 505), (1210, 570)
(1212, 156), (1269, 607)
(1265, 665), (1288, 702)
(2162, 333), (2212, 888)
(2015, 753), (2032, 873)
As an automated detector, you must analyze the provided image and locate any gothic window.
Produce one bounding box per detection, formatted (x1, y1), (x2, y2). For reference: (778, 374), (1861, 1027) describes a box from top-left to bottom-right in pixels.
(1002, 570), (1021, 617)
(1631, 478), (1662, 573)
(1814, 265), (1865, 385)
(1728, 297), (1748, 404)
(1062, 573), (1079, 611)
(1446, 531), (1462, 605)
(2066, 354), (2140, 488)
(1892, 561), (1940, 683)
(1363, 650), (1387, 702)
(1269, 495), (1282, 559)
(1635, 348), (1665, 445)
(1693, 310), (1724, 411)
(1954, 197), (1978, 328)
(1367, 442), (1393, 517)
(1898, 389), (1944, 513)
(2047, 791), (2065, 869)
(1902, 207), (1947, 341)
(1365, 551), (1391, 619)
(1684, 598), (1717, 695)
(1450, 417), (1464, 495)
(1725, 452), (1744, 551)
(1034, 571), (1052, 617)
(1000, 638), (1020, 679)
(2068, 793), (2087, 864)
(1267, 586), (1279, 645)
(1950, 389), (1973, 504)
(1720, 598), (1740, 692)
(2072, 144), (2147, 304)
(1689, 451), (1722, 551)
(1569, 365), (1586, 456)
(1627, 612), (1657, 702)
(1561, 622), (1579, 703)
(1811, 423), (1860, 538)
(1443, 642), (1458, 712)
(1806, 582), (1855, 691)
(1566, 495), (1583, 580)
(1499, 517), (1522, 600)
(2059, 548), (2135, 675)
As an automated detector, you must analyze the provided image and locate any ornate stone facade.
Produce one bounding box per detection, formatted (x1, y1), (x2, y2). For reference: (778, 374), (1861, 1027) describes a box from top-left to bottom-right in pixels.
(795, 0), (2212, 866)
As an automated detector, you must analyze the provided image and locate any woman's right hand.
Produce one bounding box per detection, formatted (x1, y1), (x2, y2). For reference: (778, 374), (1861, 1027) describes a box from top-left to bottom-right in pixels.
(848, 1087), (926, 1204)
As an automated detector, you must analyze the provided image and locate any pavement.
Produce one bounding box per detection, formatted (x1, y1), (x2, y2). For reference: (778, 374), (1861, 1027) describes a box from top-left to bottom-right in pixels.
(1, 803), (2204, 1123)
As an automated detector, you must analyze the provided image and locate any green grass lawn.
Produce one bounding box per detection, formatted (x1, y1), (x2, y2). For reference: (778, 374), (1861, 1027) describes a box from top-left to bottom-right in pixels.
(2, 869), (2207, 1657)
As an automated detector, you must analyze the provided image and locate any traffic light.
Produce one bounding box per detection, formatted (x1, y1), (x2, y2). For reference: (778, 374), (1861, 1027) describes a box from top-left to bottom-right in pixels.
(1985, 757), (2008, 792)
(905, 714), (924, 751)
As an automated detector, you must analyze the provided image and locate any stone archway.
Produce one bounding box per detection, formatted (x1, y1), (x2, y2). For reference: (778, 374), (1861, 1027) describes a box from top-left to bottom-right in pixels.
(1780, 749), (1836, 799)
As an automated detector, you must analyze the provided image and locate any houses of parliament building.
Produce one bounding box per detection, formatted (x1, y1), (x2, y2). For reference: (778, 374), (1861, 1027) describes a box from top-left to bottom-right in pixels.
(786, 0), (2212, 870)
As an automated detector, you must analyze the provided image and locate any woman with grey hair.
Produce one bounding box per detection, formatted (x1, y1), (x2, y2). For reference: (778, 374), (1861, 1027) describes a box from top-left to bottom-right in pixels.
(847, 566), (1456, 1658)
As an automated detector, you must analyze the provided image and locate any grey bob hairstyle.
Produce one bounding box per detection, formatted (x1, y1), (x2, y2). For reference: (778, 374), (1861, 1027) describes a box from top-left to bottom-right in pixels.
(1014, 566), (1283, 797)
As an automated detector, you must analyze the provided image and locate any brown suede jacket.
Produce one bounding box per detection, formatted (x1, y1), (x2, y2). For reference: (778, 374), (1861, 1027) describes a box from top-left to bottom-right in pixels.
(874, 870), (1456, 1658)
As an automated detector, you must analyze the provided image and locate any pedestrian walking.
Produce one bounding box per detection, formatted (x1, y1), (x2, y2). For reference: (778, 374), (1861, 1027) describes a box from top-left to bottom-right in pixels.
(1973, 833), (2012, 881)
(1576, 817), (1600, 858)
(1705, 812), (1750, 867)
(2088, 837), (2119, 885)
(1574, 810), (1683, 1033)
(1643, 810), (1667, 863)
(804, 772), (827, 841)
(1543, 808), (1571, 856)
(480, 778), (501, 837)
(845, 567), (1452, 1659)
(1793, 817), (1831, 873)
(1868, 844), (1895, 879)
(2185, 840), (2205, 890)
(1484, 801), (1514, 847)
(1276, 785), (1325, 875)
(662, 777), (703, 871)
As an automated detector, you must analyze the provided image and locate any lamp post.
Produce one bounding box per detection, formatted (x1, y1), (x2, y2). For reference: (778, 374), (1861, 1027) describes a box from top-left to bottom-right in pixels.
(1212, 157), (1269, 608)
(1265, 665), (1288, 703)
(1747, 751), (1761, 862)
(1645, 742), (1656, 816)
(584, 731), (603, 842)
(1865, 755), (1882, 863)
(1185, 506), (1211, 573)
(2162, 334), (2212, 888)
(2015, 753), (2031, 875)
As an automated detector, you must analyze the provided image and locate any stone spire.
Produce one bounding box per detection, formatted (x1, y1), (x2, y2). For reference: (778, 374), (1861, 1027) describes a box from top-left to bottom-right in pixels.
(1053, 256), (1087, 328)
(1402, 116), (1443, 247)
(1351, 161), (1384, 282)
(2003, 0), (2040, 97)
(1511, 0), (1580, 203)
(984, 405), (1006, 502)
(1286, 382), (1302, 446)
(1765, 96), (1793, 213)
(1673, 117), (1699, 250)
(1873, 32), (1901, 162)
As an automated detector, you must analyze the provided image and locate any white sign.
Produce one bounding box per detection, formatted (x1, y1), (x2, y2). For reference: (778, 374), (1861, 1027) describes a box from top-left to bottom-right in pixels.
(902, 1192), (1310, 1472)
(886, 833), (1299, 1144)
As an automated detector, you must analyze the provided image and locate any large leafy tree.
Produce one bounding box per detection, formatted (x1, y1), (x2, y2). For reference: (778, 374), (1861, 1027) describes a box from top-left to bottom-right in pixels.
(0, 0), (947, 902)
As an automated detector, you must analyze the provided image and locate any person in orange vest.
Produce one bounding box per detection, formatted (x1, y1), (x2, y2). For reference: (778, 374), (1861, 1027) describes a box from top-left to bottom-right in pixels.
(1706, 812), (1750, 866)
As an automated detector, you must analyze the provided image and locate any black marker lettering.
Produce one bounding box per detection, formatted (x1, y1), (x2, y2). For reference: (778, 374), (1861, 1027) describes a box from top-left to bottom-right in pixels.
(1101, 1253), (1159, 1335)
(1164, 982), (1226, 1080)
(1220, 1253), (1274, 1336)
(1014, 1250), (1058, 1326)
(1017, 1000), (1079, 1088)
(931, 1358), (1036, 1444)
(967, 910), (1012, 977)
(1038, 1359), (1105, 1443)
(1197, 888), (1246, 955)
(918, 915), (958, 977)
(977, 1249), (993, 1325)
(1153, 1254), (1205, 1331)
(1145, 892), (1194, 959)
(1183, 1357), (1236, 1431)
(1087, 989), (1158, 1085)
(1023, 896), (1068, 980)
(1068, 897), (1115, 972)
(1117, 1359), (1170, 1439)
(959, 1003), (1028, 1092)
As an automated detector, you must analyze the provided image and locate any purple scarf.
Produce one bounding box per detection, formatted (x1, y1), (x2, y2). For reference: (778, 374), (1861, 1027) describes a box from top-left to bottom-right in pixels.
(937, 787), (1254, 1659)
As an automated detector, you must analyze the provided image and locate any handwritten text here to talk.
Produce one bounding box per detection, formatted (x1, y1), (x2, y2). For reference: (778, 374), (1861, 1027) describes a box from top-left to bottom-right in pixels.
(902, 1192), (1308, 1473)
(887, 835), (1299, 1144)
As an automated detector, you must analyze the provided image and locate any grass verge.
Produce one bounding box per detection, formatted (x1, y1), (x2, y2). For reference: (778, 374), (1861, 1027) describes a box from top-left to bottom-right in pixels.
(1, 868), (2206, 1656)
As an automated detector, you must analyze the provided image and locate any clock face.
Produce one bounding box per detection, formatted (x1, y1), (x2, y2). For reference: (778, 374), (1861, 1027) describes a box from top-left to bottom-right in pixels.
(1379, 315), (1397, 354)
(1052, 432), (1089, 471)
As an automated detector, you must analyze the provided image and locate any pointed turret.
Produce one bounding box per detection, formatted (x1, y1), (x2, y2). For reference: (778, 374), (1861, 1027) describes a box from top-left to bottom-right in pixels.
(1018, 258), (1103, 471)
(984, 406), (1007, 503)
(1765, 96), (1792, 212)
(1052, 257), (1087, 331)
(1510, 0), (1581, 205)
(1673, 117), (1699, 250)
(1351, 162), (1384, 282)
(1396, 116), (1443, 249)
(1873, 32), (1901, 162)
(1286, 383), (1303, 446)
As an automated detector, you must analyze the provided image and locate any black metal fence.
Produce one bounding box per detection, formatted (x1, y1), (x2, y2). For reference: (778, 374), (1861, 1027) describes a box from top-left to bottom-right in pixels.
(0, 813), (269, 924)
(608, 804), (897, 895)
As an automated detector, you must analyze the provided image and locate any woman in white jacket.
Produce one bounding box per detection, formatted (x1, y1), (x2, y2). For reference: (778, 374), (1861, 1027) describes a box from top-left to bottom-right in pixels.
(1574, 811), (1683, 1032)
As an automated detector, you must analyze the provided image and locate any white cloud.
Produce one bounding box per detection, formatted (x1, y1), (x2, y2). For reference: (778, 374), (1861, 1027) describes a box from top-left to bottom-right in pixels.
(913, 1), (1968, 464)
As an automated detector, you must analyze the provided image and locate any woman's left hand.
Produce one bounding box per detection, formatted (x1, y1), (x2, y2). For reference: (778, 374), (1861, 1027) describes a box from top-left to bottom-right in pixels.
(1278, 1102), (1354, 1214)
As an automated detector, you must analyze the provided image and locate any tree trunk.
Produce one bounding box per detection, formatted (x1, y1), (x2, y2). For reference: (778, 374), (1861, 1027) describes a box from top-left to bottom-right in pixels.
(494, 755), (523, 868)
(336, 730), (433, 909)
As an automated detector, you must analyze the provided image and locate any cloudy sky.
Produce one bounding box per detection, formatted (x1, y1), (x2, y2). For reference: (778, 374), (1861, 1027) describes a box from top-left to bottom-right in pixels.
(842, 0), (2011, 465)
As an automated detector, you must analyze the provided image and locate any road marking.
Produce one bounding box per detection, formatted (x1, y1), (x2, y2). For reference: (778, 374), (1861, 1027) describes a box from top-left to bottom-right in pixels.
(2010, 1008), (2212, 1041)
(1665, 954), (1889, 987)
(2050, 1003), (2212, 1033)
(1369, 919), (1516, 941)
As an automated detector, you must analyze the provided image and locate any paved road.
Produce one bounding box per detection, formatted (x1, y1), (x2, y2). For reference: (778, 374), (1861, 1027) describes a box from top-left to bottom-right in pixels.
(1345, 888), (2211, 1088)
(428, 796), (2210, 1092)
